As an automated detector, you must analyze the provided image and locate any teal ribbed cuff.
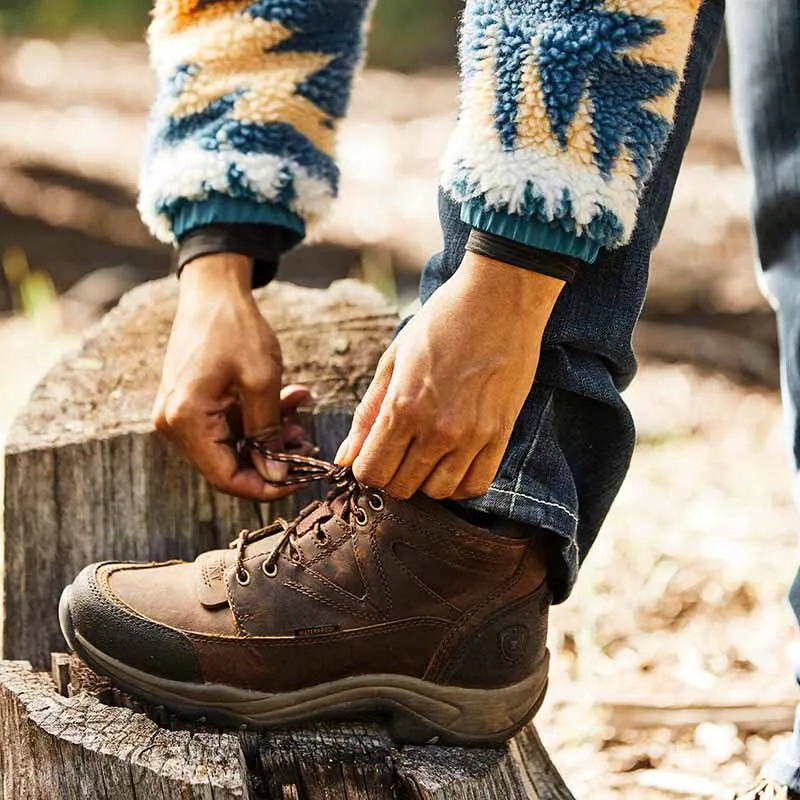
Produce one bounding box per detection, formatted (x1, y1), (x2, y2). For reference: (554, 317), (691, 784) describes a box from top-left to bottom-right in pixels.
(172, 195), (306, 243)
(461, 200), (600, 264)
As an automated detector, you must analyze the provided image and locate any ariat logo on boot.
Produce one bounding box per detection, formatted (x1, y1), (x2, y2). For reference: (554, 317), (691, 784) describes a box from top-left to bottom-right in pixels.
(498, 625), (529, 665)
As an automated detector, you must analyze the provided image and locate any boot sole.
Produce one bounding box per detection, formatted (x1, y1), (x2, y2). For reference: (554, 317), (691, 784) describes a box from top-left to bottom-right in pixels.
(59, 586), (549, 746)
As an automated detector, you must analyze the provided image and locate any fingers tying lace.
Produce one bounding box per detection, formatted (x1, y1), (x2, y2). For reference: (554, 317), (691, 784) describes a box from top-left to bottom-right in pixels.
(237, 436), (348, 486)
(230, 437), (385, 585)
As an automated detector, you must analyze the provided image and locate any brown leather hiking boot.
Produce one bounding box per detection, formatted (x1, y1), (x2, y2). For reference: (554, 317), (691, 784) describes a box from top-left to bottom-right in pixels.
(60, 448), (550, 746)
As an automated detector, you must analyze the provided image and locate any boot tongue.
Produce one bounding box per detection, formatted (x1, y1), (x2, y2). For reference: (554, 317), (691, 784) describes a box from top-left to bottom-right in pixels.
(195, 549), (236, 609)
(194, 532), (285, 608)
(195, 495), (350, 608)
(294, 495), (345, 536)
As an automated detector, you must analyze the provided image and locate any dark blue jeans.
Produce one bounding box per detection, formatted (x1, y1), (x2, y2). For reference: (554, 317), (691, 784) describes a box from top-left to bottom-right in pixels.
(418, 0), (725, 604)
(728, 0), (800, 789)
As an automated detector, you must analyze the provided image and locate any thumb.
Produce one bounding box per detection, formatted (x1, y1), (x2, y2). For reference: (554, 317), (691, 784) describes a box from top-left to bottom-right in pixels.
(337, 346), (396, 466)
(241, 377), (288, 483)
(280, 384), (313, 414)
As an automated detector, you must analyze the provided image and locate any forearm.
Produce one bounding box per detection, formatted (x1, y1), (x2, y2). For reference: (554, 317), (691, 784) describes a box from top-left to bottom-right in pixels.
(442, 0), (702, 264)
(139, 0), (375, 251)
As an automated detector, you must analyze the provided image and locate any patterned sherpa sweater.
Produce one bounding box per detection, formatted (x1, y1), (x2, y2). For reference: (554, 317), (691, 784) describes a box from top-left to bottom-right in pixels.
(140, 0), (701, 264)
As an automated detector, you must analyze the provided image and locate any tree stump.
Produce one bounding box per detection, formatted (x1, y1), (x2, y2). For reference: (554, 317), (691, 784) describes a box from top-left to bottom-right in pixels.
(2, 278), (398, 666)
(1, 277), (575, 799)
(0, 655), (574, 799)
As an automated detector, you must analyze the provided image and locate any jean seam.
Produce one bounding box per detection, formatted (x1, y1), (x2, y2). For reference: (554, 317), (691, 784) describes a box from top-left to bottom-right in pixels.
(509, 388), (556, 516)
(486, 486), (579, 522)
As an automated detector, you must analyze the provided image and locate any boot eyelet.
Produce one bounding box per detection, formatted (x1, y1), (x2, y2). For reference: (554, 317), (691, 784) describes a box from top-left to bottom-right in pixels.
(354, 507), (368, 526)
(236, 568), (251, 586)
(262, 560), (278, 579)
(369, 494), (384, 512)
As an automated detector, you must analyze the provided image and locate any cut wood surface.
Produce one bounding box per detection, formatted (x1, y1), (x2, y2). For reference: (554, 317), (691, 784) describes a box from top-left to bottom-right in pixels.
(1, 659), (249, 800)
(0, 655), (576, 800)
(2, 278), (398, 666)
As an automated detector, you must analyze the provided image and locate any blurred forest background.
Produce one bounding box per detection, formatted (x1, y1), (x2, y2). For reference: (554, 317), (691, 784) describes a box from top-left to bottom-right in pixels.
(1, 4), (796, 800)
(0, 0), (464, 69)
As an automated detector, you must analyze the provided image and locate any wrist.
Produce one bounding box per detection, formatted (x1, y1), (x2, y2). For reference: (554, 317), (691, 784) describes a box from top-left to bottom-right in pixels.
(458, 252), (564, 322)
(180, 253), (254, 297)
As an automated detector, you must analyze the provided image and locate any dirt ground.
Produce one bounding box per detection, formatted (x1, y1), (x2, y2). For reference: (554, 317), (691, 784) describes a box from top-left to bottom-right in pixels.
(543, 363), (797, 799)
(1, 50), (797, 798)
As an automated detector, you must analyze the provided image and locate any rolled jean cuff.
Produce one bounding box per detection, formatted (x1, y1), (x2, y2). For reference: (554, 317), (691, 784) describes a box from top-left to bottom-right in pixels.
(456, 387), (581, 604)
(461, 486), (579, 605)
(462, 486), (578, 540)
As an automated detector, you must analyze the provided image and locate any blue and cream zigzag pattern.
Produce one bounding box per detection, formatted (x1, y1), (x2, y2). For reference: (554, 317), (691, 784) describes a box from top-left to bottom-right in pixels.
(441, 0), (701, 252)
(139, 0), (374, 244)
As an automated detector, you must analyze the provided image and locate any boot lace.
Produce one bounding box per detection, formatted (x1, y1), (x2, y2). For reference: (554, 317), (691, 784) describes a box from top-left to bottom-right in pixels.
(229, 437), (384, 585)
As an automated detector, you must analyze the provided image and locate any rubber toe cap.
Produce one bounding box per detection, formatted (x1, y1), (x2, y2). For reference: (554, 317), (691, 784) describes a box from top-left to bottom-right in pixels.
(63, 563), (203, 683)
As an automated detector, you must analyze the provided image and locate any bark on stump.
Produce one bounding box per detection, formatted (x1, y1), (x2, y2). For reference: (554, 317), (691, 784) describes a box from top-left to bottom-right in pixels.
(0, 656), (574, 800)
(1, 277), (575, 799)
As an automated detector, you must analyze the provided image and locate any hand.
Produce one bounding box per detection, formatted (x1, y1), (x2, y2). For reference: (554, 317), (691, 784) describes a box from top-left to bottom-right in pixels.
(153, 254), (314, 501)
(336, 252), (564, 500)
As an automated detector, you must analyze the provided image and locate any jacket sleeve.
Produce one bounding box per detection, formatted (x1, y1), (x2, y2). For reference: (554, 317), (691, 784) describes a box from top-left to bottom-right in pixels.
(139, 0), (374, 246)
(441, 0), (702, 264)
